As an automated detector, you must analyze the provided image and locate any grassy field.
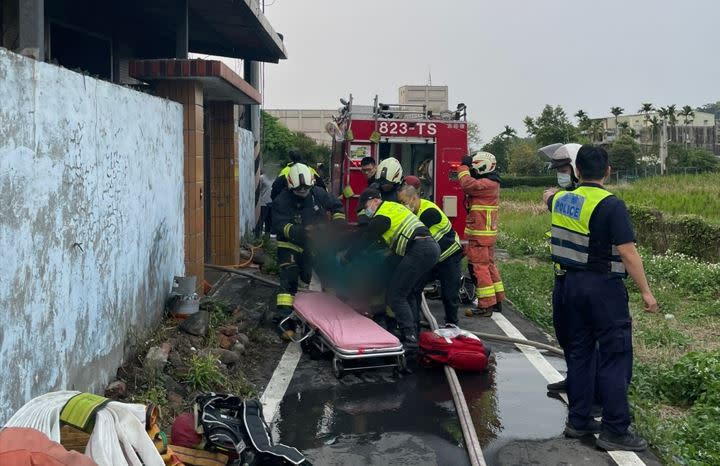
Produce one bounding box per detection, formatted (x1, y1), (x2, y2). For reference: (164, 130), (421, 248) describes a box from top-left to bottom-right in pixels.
(496, 174), (720, 465)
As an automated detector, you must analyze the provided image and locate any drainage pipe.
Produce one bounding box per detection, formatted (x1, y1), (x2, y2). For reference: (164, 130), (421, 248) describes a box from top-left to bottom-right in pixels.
(205, 264), (280, 288)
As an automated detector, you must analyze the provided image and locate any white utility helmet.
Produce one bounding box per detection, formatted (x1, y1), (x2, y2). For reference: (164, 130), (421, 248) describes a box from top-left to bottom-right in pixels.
(471, 151), (497, 175)
(376, 157), (403, 184)
(287, 163), (315, 190)
(541, 143), (581, 173)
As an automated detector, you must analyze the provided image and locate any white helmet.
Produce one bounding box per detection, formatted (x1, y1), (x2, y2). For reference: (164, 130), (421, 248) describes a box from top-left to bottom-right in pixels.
(471, 151), (497, 175)
(287, 163), (315, 190)
(376, 157), (403, 184)
(542, 143), (580, 173)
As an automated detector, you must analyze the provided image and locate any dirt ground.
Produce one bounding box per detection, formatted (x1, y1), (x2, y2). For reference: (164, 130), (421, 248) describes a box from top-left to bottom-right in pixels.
(113, 268), (286, 429)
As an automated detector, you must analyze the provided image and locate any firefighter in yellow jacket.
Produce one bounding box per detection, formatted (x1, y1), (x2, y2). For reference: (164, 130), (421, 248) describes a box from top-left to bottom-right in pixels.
(458, 151), (505, 317)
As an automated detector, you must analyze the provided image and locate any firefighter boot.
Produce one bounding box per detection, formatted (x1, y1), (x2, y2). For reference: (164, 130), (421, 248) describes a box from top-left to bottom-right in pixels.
(400, 329), (419, 351)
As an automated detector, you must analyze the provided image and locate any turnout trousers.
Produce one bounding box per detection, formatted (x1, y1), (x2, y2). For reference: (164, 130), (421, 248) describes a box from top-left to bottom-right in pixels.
(386, 238), (440, 336)
(466, 241), (505, 309)
(274, 246), (312, 322)
(564, 270), (633, 435)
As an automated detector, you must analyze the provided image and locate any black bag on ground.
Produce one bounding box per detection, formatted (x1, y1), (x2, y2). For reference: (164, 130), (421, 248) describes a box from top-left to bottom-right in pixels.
(195, 393), (310, 466)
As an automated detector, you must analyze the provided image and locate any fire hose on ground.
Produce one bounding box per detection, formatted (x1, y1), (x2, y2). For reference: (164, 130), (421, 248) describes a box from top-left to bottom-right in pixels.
(212, 265), (565, 466)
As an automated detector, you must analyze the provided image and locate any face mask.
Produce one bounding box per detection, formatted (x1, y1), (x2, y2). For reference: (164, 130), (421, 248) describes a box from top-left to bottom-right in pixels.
(364, 206), (376, 218)
(557, 172), (573, 188)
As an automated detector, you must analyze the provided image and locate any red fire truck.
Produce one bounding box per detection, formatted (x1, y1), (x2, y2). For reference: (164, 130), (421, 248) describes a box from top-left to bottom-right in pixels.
(327, 95), (469, 237)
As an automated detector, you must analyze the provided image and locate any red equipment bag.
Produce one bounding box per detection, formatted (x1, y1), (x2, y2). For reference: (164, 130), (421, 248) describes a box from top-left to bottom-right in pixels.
(419, 327), (491, 372)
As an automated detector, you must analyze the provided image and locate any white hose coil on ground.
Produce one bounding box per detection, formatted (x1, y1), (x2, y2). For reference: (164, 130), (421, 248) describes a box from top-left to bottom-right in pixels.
(4, 391), (164, 466)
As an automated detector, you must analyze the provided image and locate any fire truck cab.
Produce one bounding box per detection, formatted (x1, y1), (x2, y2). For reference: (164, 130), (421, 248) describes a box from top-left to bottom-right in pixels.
(328, 95), (469, 238)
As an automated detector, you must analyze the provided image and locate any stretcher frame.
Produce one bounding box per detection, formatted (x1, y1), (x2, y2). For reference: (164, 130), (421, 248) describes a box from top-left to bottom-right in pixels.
(278, 311), (406, 378)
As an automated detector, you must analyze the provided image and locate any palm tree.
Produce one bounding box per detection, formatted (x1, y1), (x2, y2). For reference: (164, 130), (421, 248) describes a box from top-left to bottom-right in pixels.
(618, 121), (630, 136)
(501, 125), (517, 139)
(666, 104), (678, 131)
(590, 120), (605, 142)
(610, 106), (624, 139)
(575, 109), (591, 132)
(678, 105), (695, 145)
(648, 115), (661, 144)
(638, 103), (654, 119)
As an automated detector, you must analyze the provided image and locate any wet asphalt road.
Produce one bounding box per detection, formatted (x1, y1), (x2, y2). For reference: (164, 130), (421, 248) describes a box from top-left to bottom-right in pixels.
(268, 298), (663, 466)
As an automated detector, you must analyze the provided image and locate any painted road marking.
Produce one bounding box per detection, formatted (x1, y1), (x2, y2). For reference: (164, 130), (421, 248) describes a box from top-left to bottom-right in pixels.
(259, 342), (302, 424)
(491, 313), (647, 466)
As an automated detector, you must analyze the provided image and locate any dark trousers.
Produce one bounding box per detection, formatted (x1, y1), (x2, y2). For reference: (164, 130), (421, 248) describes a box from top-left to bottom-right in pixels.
(564, 271), (633, 435)
(255, 205), (272, 237)
(433, 251), (462, 325)
(387, 238), (440, 335)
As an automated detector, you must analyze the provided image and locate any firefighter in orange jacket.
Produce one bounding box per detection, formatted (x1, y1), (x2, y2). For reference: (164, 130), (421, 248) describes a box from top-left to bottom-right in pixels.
(458, 151), (505, 317)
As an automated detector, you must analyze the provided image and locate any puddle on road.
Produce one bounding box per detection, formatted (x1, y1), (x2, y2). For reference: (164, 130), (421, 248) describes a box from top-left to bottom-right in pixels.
(461, 352), (567, 464)
(272, 369), (470, 466)
(270, 349), (567, 465)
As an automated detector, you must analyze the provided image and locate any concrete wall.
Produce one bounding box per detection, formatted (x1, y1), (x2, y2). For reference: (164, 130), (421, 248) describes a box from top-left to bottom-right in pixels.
(0, 48), (185, 422)
(237, 127), (255, 239)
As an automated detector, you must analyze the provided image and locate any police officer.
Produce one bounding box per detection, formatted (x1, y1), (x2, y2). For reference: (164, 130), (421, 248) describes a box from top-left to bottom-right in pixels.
(546, 145), (657, 451)
(271, 163), (345, 339)
(271, 149), (326, 201)
(398, 184), (462, 326)
(541, 143), (581, 393)
(348, 188), (440, 349)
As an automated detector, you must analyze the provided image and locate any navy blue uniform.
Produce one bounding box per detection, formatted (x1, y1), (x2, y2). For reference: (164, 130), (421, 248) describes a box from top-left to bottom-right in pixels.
(549, 183), (635, 435)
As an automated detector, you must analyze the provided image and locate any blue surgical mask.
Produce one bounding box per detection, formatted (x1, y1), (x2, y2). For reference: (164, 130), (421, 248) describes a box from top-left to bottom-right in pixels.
(364, 206), (376, 218)
(557, 172), (573, 188)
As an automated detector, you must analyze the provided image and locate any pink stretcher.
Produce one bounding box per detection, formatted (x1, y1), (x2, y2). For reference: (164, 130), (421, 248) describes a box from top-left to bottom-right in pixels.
(279, 292), (406, 378)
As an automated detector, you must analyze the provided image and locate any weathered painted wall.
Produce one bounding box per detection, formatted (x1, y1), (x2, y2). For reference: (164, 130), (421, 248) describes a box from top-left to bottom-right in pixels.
(0, 48), (185, 422)
(237, 127), (256, 240)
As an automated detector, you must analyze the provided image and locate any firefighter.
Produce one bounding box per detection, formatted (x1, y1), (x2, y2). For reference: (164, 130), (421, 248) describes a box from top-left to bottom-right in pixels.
(546, 145), (657, 451)
(348, 188), (440, 349)
(271, 163), (346, 339)
(458, 151), (505, 317)
(360, 156), (377, 186)
(368, 157), (403, 202)
(398, 184), (462, 325)
(271, 149), (326, 201)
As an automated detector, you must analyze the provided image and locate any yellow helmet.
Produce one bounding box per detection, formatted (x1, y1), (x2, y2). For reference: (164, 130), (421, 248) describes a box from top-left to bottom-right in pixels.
(471, 151), (497, 175)
(376, 157), (403, 184)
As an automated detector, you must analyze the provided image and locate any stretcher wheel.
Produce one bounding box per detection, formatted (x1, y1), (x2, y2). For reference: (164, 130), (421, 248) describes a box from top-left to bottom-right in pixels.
(301, 338), (323, 360)
(332, 357), (345, 379)
(398, 355), (408, 372)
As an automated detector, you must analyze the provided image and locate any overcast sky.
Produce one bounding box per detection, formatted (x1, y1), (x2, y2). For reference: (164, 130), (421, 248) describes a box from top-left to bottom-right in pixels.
(261, 0), (719, 142)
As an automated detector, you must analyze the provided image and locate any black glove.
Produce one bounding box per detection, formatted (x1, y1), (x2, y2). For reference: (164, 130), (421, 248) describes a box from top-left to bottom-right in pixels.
(461, 155), (473, 167)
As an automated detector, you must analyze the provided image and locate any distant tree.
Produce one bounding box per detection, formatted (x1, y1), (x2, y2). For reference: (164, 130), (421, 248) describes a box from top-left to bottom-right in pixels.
(523, 105), (578, 147)
(467, 121), (482, 150)
(262, 110), (330, 166)
(589, 120), (605, 142)
(575, 109), (591, 132)
(262, 111), (296, 161)
(647, 115), (661, 144)
(667, 144), (719, 172)
(638, 103), (654, 120)
(608, 135), (640, 171)
(610, 106), (624, 137)
(508, 140), (543, 176)
(501, 125), (517, 139)
(679, 105), (696, 145)
(481, 135), (511, 173)
(696, 101), (720, 119)
(618, 121), (630, 136)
